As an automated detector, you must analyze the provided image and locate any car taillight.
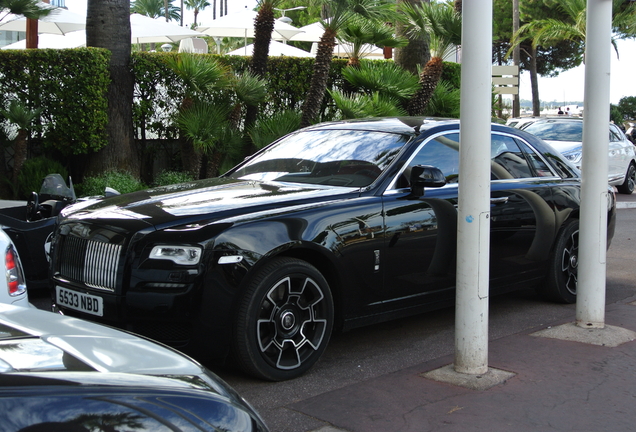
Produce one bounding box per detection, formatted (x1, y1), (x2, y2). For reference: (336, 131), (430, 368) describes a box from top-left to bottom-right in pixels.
(6, 246), (26, 296)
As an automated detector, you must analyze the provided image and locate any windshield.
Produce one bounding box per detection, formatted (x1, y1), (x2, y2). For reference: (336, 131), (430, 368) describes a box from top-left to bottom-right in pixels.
(39, 173), (75, 201)
(228, 129), (409, 187)
(522, 121), (583, 142)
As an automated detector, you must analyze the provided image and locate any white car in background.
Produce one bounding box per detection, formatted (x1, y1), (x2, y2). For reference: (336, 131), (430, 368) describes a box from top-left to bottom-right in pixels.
(0, 229), (28, 307)
(520, 117), (636, 194)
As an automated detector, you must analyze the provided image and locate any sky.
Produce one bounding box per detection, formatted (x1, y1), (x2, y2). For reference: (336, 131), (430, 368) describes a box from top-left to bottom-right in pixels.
(64, 0), (635, 105)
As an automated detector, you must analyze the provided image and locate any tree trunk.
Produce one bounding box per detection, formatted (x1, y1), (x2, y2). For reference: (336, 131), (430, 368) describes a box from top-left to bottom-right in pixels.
(530, 46), (540, 116)
(407, 57), (443, 115)
(85, 0), (138, 178)
(300, 30), (337, 128)
(12, 130), (28, 187)
(394, 0), (430, 75)
(245, 2), (275, 129)
(0, 142), (11, 198)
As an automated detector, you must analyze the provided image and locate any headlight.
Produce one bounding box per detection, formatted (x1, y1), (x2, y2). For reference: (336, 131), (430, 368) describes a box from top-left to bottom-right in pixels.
(149, 245), (202, 265)
(563, 150), (582, 166)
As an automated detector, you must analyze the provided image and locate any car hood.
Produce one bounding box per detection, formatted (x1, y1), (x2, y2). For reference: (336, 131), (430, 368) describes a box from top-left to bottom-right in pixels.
(0, 303), (207, 376)
(542, 139), (582, 154)
(63, 178), (358, 229)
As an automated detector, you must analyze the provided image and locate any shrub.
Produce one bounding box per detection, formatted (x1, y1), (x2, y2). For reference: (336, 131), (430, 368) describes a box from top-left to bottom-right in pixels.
(153, 170), (194, 186)
(77, 170), (146, 197)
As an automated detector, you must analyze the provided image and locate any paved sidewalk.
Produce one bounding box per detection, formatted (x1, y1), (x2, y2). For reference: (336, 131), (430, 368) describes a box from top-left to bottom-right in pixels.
(293, 300), (636, 432)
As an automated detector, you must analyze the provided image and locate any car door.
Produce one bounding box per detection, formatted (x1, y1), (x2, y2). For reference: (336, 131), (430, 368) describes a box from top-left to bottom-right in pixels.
(609, 124), (633, 183)
(380, 131), (556, 315)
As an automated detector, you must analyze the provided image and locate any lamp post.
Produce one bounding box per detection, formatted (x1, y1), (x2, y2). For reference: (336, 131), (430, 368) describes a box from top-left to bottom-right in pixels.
(274, 6), (306, 43)
(274, 6), (307, 24)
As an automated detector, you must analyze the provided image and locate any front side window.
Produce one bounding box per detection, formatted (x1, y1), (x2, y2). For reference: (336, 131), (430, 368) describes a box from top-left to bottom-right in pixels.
(397, 132), (541, 188)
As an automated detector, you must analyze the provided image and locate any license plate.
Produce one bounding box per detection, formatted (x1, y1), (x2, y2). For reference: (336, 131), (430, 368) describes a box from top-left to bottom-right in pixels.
(56, 286), (103, 317)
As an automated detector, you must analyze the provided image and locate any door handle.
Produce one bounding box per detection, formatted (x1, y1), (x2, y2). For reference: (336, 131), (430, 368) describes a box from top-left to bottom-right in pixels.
(490, 196), (509, 204)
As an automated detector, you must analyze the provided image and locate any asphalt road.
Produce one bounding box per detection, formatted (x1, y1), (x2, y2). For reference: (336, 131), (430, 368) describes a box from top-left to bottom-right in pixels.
(29, 199), (636, 432)
(212, 206), (636, 432)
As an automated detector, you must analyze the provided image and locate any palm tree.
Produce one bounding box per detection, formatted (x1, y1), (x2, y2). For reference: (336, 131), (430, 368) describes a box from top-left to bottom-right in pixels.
(0, 0), (51, 22)
(0, 100), (41, 189)
(244, 0), (281, 129)
(85, 0), (138, 176)
(131, 0), (181, 21)
(338, 18), (407, 67)
(329, 61), (419, 118)
(166, 54), (231, 177)
(184, 0), (210, 26)
(402, 0), (461, 115)
(509, 0), (636, 115)
(300, 0), (396, 128)
(511, 0), (636, 57)
(394, 0), (429, 75)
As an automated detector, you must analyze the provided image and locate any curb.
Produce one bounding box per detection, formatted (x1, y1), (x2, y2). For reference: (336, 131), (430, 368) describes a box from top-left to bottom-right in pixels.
(617, 202), (636, 209)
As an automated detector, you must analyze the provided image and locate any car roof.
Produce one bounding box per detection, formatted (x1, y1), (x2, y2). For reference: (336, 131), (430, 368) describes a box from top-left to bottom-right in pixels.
(301, 117), (460, 136)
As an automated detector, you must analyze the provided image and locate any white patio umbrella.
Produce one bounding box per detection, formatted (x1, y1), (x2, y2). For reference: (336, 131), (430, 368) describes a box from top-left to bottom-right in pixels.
(1, 30), (85, 49)
(226, 40), (313, 57)
(288, 21), (324, 43)
(2, 15), (206, 49)
(198, 10), (304, 42)
(129, 14), (205, 44)
(0, 3), (85, 35)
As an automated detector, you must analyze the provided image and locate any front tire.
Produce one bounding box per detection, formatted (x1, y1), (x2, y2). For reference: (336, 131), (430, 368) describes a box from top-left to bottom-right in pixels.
(233, 257), (334, 381)
(540, 219), (579, 304)
(617, 162), (636, 195)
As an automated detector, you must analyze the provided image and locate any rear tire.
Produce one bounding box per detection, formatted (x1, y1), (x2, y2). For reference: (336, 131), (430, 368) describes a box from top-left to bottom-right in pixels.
(233, 257), (334, 381)
(540, 219), (579, 304)
(617, 162), (636, 195)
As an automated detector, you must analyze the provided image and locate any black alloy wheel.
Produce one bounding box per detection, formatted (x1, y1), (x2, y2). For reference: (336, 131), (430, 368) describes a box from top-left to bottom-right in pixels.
(617, 163), (636, 195)
(540, 219), (579, 304)
(233, 257), (334, 381)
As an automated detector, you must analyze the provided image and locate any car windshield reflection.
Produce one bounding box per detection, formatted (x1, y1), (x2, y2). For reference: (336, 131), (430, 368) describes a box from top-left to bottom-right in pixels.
(522, 121), (583, 142)
(229, 130), (409, 187)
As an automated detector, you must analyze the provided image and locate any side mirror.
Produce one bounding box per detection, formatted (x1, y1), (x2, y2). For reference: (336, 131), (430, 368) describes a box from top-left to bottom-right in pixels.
(104, 187), (121, 197)
(410, 165), (446, 197)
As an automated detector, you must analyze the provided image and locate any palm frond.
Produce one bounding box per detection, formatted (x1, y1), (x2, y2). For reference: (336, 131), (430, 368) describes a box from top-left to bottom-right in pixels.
(329, 90), (407, 119)
(248, 110), (302, 150)
(232, 72), (268, 106)
(165, 54), (230, 97)
(177, 102), (230, 152)
(0, 100), (41, 130)
(342, 62), (419, 101)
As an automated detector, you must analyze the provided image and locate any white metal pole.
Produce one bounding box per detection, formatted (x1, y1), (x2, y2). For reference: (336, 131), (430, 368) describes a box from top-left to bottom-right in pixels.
(576, 0), (612, 329)
(455, 0), (493, 375)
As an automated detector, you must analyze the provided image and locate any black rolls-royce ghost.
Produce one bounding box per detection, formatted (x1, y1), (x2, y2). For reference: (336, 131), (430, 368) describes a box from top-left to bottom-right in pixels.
(49, 118), (616, 381)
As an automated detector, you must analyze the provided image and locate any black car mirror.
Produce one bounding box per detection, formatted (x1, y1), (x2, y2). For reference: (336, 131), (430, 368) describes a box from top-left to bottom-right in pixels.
(410, 165), (446, 197)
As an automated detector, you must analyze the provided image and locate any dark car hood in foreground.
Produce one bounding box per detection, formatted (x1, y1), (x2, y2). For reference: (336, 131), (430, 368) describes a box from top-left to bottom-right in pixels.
(62, 178), (358, 229)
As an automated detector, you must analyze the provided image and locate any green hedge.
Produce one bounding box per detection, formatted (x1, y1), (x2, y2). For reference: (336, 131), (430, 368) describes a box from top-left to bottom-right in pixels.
(130, 53), (350, 139)
(0, 48), (110, 155)
(0, 48), (461, 190)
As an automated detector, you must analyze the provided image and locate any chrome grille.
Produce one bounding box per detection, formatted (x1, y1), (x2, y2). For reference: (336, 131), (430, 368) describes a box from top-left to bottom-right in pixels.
(59, 235), (122, 292)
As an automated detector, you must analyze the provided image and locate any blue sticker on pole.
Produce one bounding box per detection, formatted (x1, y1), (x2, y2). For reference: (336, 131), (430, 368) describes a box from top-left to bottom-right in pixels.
(466, 215), (474, 223)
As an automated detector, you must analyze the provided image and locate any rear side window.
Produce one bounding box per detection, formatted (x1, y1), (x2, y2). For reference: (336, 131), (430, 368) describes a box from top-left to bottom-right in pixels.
(518, 140), (575, 178)
(490, 135), (533, 179)
(610, 125), (624, 142)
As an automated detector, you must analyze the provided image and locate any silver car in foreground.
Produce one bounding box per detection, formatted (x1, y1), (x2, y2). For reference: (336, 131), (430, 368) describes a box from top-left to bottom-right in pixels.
(0, 303), (269, 431)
